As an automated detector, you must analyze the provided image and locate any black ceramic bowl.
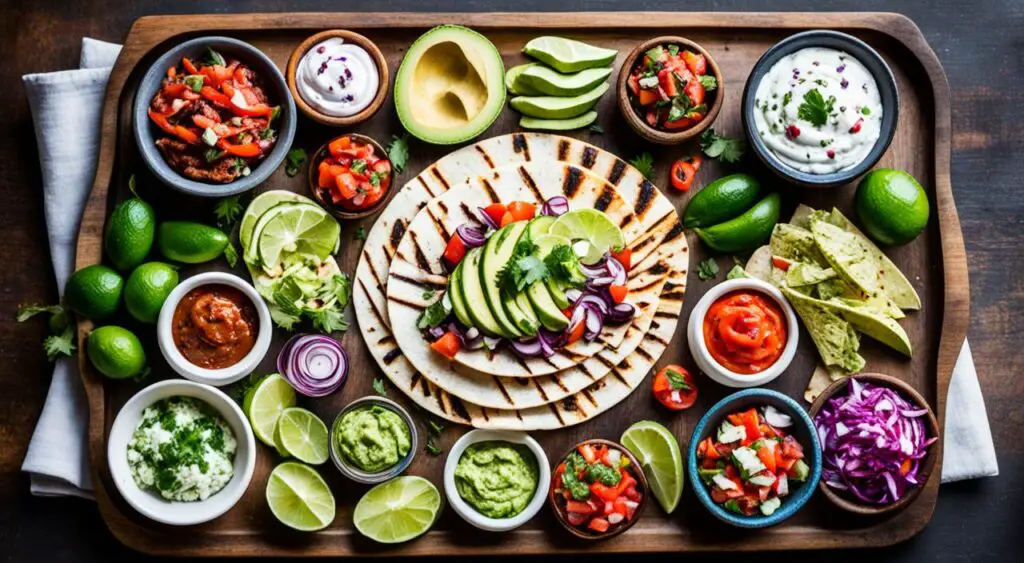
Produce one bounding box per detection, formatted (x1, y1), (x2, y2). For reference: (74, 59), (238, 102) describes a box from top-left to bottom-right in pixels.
(741, 30), (898, 189)
(133, 36), (297, 197)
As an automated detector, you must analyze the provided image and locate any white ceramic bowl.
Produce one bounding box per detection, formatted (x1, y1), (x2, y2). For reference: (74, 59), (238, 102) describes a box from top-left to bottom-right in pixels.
(686, 278), (799, 388)
(443, 429), (550, 532)
(157, 272), (272, 386)
(107, 379), (257, 526)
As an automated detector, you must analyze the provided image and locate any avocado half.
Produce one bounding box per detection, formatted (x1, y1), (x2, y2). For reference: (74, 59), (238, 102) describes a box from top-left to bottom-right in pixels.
(394, 25), (506, 145)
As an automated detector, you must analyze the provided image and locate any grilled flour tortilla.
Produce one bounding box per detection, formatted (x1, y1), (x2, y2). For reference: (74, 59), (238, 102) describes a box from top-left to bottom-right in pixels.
(354, 133), (687, 427)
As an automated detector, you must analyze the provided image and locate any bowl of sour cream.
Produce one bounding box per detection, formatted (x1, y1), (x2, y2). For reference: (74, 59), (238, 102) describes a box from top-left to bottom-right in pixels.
(288, 30), (389, 127)
(742, 30), (899, 188)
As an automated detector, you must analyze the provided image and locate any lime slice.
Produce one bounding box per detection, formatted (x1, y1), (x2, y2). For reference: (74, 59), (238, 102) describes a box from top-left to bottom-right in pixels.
(266, 462), (336, 531)
(353, 476), (441, 544)
(522, 36), (617, 74)
(620, 420), (684, 514)
(243, 373), (297, 447)
(240, 190), (310, 250)
(256, 204), (340, 269)
(274, 408), (329, 465)
(548, 209), (625, 264)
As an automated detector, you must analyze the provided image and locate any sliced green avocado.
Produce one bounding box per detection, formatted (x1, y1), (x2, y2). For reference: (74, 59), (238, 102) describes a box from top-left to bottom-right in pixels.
(520, 111), (598, 132)
(510, 82), (610, 119)
(526, 215), (555, 240)
(461, 247), (507, 337)
(506, 291), (540, 336)
(528, 233), (572, 331)
(448, 260), (474, 329)
(523, 36), (617, 74)
(505, 63), (543, 95)
(394, 25), (505, 145)
(481, 222), (529, 338)
(517, 65), (612, 97)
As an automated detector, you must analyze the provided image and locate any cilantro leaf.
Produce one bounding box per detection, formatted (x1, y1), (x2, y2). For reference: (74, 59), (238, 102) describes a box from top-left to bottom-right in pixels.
(797, 88), (835, 127)
(309, 307), (348, 333)
(497, 240), (547, 297)
(372, 377), (388, 396)
(417, 299), (449, 330)
(202, 47), (226, 67)
(425, 439), (442, 456)
(699, 74), (718, 90)
(666, 368), (692, 391)
(700, 128), (747, 163)
(17, 303), (63, 322)
(223, 241), (239, 268)
(629, 152), (655, 179)
(284, 147), (306, 177)
(697, 258), (719, 280)
(544, 244), (586, 287)
(422, 289), (436, 300)
(585, 462), (623, 486)
(43, 325), (76, 362)
(386, 134), (410, 174)
(667, 44), (680, 57)
(214, 195), (243, 227)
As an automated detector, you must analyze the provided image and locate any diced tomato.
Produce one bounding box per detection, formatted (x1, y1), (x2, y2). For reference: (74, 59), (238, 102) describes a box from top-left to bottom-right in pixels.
(627, 72), (641, 96)
(443, 234), (467, 265)
(578, 444), (598, 464)
(610, 247), (631, 270)
(652, 364), (698, 410)
(726, 413), (745, 426)
(590, 482), (619, 503)
(772, 256), (792, 271)
(482, 203), (507, 226)
(499, 211), (515, 228)
(608, 284), (628, 304)
(566, 511), (588, 526)
(565, 500), (593, 515)
(645, 110), (660, 128)
(507, 201), (536, 222)
(587, 517), (610, 533)
(658, 69), (679, 98)
(703, 437), (722, 460)
(774, 472), (789, 496)
(612, 498), (630, 517)
(685, 78), (706, 106)
(757, 441), (778, 474)
(663, 116), (693, 131)
(623, 486), (641, 503)
(567, 316), (585, 344)
(682, 51), (707, 75)
(429, 332), (460, 359)
(757, 486), (771, 502)
(724, 464), (738, 479)
(781, 435), (805, 460)
(742, 409), (763, 442)
(638, 88), (659, 106)
(334, 173), (359, 199)
(670, 159), (697, 191)
(233, 66), (250, 87)
(711, 488), (732, 504)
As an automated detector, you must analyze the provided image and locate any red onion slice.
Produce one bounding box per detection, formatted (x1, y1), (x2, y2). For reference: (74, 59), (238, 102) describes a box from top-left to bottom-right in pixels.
(456, 224), (487, 248)
(278, 334), (348, 397)
(476, 207), (498, 230)
(542, 196), (569, 216)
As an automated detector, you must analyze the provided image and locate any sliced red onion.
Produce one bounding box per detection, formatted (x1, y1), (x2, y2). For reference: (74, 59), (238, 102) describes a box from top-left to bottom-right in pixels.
(482, 335), (502, 350)
(465, 327), (480, 340)
(606, 302), (636, 325)
(542, 196), (569, 216)
(427, 326), (446, 340)
(576, 294), (610, 316)
(764, 405), (794, 428)
(278, 334), (348, 397)
(580, 259), (609, 278)
(456, 224), (487, 248)
(476, 207), (498, 230)
(510, 338), (543, 358)
(584, 308), (603, 341)
(565, 288), (583, 304)
(589, 276), (616, 287)
(606, 256), (627, 285)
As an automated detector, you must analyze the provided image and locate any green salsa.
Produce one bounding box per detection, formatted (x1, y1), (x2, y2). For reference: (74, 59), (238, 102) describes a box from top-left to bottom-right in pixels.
(454, 440), (539, 519)
(335, 405), (411, 473)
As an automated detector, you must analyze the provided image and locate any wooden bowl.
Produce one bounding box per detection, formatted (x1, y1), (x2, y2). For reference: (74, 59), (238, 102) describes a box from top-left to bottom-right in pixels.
(307, 133), (396, 220)
(807, 372), (941, 517)
(616, 36), (724, 145)
(287, 30), (389, 127)
(548, 439), (648, 540)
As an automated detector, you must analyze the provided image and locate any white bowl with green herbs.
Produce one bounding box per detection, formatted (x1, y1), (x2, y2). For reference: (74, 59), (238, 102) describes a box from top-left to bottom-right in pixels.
(107, 379), (256, 526)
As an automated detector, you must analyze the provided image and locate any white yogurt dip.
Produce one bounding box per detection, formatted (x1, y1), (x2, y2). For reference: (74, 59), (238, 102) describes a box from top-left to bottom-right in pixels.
(296, 37), (379, 117)
(752, 47), (883, 174)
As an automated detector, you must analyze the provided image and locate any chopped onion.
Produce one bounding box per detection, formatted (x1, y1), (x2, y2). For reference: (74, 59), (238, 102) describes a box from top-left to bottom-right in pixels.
(764, 405), (794, 428)
(606, 302), (636, 325)
(542, 196), (569, 216)
(476, 207), (498, 230)
(277, 334), (348, 397)
(456, 224), (487, 248)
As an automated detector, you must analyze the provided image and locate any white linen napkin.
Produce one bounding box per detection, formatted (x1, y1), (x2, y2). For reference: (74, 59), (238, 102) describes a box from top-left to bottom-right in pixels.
(21, 38), (998, 499)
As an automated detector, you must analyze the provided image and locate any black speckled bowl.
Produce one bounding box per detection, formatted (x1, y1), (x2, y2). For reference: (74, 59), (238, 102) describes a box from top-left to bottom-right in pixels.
(741, 30), (899, 189)
(133, 36), (296, 197)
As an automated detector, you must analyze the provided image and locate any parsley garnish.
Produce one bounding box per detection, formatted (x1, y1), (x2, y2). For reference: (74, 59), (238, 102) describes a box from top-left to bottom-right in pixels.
(422, 289), (436, 300)
(369, 170), (384, 187)
(204, 149), (225, 163)
(202, 47), (226, 67)
(183, 75), (204, 93)
(18, 303), (75, 361)
(666, 368), (691, 391)
(700, 128), (746, 163)
(562, 452), (592, 500)
(585, 462), (623, 486)
(354, 226), (367, 241)
(213, 195), (243, 227)
(223, 241), (239, 268)
(797, 88), (835, 127)
(417, 299), (449, 330)
(497, 239), (547, 298)
(17, 303), (63, 322)
(588, 123), (604, 134)
(43, 325), (76, 362)
(543, 244), (585, 287)
(386, 134), (410, 174)
(372, 377), (387, 396)
(351, 159), (368, 174)
(782, 91), (793, 107)
(259, 127), (275, 140)
(629, 152), (655, 179)
(697, 257), (719, 280)
(284, 147), (306, 177)
(699, 74), (718, 90)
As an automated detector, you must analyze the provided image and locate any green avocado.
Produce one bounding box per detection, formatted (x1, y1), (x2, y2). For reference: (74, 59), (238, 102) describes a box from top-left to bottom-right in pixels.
(527, 233), (572, 332)
(460, 247), (506, 338)
(394, 25), (506, 145)
(507, 291), (540, 336)
(505, 63), (543, 95)
(516, 65), (612, 97)
(448, 260), (474, 329)
(510, 82), (609, 120)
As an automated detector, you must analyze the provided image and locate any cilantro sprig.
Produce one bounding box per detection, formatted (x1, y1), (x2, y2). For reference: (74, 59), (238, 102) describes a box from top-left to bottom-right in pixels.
(497, 239), (548, 298)
(697, 257), (720, 281)
(213, 194), (243, 227)
(629, 152), (655, 179)
(284, 147), (306, 177)
(797, 88), (836, 127)
(17, 303), (75, 361)
(700, 128), (746, 163)
(386, 134), (410, 174)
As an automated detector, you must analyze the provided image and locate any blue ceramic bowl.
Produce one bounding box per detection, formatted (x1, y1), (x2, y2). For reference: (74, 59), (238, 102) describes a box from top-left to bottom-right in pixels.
(133, 36), (297, 197)
(741, 30), (899, 189)
(687, 388), (822, 528)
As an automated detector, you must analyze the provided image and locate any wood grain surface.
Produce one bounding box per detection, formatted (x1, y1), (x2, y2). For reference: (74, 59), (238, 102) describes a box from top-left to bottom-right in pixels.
(1, 1), (1020, 562)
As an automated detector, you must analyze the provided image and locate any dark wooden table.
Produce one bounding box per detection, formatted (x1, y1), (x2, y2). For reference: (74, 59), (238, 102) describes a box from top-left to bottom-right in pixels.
(1, 1), (1019, 561)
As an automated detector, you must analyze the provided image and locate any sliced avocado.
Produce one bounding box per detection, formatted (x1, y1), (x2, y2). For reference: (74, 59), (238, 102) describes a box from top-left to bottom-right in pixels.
(394, 25), (505, 145)
(448, 260), (474, 329)
(526, 215), (556, 240)
(510, 82), (610, 119)
(505, 63), (543, 95)
(523, 36), (617, 74)
(517, 65), (613, 97)
(506, 291), (540, 336)
(520, 111), (598, 132)
(481, 222), (529, 338)
(461, 247), (508, 337)
(529, 233), (573, 331)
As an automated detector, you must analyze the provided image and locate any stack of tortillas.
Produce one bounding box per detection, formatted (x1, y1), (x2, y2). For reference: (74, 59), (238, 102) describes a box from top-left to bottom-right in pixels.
(354, 134), (689, 429)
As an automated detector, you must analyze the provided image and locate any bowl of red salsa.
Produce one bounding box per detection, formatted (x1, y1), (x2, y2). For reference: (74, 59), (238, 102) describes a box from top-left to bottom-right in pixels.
(309, 133), (396, 220)
(686, 278), (798, 388)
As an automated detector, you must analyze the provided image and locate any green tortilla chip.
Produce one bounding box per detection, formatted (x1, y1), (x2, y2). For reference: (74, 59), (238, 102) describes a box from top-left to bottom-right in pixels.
(781, 286), (865, 375)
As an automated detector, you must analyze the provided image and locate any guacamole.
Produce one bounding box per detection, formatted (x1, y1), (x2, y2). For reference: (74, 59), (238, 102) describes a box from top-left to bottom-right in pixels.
(335, 405), (411, 473)
(454, 440), (538, 519)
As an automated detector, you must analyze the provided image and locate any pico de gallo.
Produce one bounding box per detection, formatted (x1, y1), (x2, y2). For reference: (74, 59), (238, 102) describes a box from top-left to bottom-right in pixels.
(652, 364), (698, 410)
(626, 43), (718, 132)
(314, 135), (392, 211)
(703, 290), (788, 375)
(696, 406), (810, 517)
(148, 47), (280, 183)
(552, 441), (644, 536)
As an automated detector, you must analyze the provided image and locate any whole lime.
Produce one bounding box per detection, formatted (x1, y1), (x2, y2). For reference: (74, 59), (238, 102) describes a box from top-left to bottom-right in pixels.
(63, 265), (124, 320)
(855, 169), (930, 246)
(157, 221), (229, 264)
(87, 326), (146, 379)
(105, 197), (155, 271)
(124, 262), (179, 323)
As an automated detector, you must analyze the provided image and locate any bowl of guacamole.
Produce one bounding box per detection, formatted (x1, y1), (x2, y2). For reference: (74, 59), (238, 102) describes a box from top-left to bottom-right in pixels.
(330, 396), (417, 483)
(444, 429), (550, 532)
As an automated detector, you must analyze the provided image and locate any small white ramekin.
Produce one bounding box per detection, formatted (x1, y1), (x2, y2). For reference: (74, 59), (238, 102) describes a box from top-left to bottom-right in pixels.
(686, 278), (799, 388)
(443, 429), (550, 532)
(157, 272), (272, 386)
(107, 379), (256, 526)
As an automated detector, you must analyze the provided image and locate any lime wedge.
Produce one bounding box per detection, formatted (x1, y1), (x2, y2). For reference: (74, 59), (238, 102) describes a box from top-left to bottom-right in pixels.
(548, 208), (625, 263)
(243, 373), (297, 447)
(620, 420), (684, 514)
(523, 36), (617, 74)
(256, 204), (340, 269)
(353, 476), (441, 544)
(240, 191), (310, 250)
(274, 407), (329, 465)
(266, 462), (336, 531)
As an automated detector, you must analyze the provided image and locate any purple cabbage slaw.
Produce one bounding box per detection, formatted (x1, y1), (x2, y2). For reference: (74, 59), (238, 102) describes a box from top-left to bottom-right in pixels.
(813, 379), (937, 505)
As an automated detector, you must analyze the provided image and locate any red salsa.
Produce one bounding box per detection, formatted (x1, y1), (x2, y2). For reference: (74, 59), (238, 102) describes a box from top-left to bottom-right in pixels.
(703, 290), (787, 374)
(172, 284), (258, 369)
(552, 442), (643, 536)
(626, 44), (717, 132)
(314, 135), (392, 211)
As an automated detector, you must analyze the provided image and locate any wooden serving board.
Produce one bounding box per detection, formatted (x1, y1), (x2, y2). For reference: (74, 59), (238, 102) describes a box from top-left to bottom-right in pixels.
(75, 12), (968, 556)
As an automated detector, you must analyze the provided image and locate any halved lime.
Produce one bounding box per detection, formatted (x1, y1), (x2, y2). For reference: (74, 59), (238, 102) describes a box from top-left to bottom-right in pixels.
(273, 407), (329, 465)
(240, 190), (309, 250)
(353, 476), (441, 544)
(256, 204), (340, 269)
(548, 208), (625, 264)
(620, 420), (684, 514)
(243, 373), (297, 447)
(266, 462), (336, 531)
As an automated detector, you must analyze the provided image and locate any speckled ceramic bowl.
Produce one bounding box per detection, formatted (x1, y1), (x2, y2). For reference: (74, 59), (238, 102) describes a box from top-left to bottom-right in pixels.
(687, 388), (822, 528)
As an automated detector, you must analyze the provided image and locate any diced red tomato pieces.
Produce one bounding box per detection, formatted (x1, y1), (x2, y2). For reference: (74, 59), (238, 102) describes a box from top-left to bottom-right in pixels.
(499, 211), (515, 228)
(587, 518), (610, 533)
(429, 332), (460, 359)
(608, 284), (628, 304)
(314, 135), (393, 211)
(443, 234), (467, 266)
(507, 201), (536, 222)
(629, 45), (714, 132)
(652, 364), (698, 410)
(682, 50), (707, 75)
(610, 247), (631, 270)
